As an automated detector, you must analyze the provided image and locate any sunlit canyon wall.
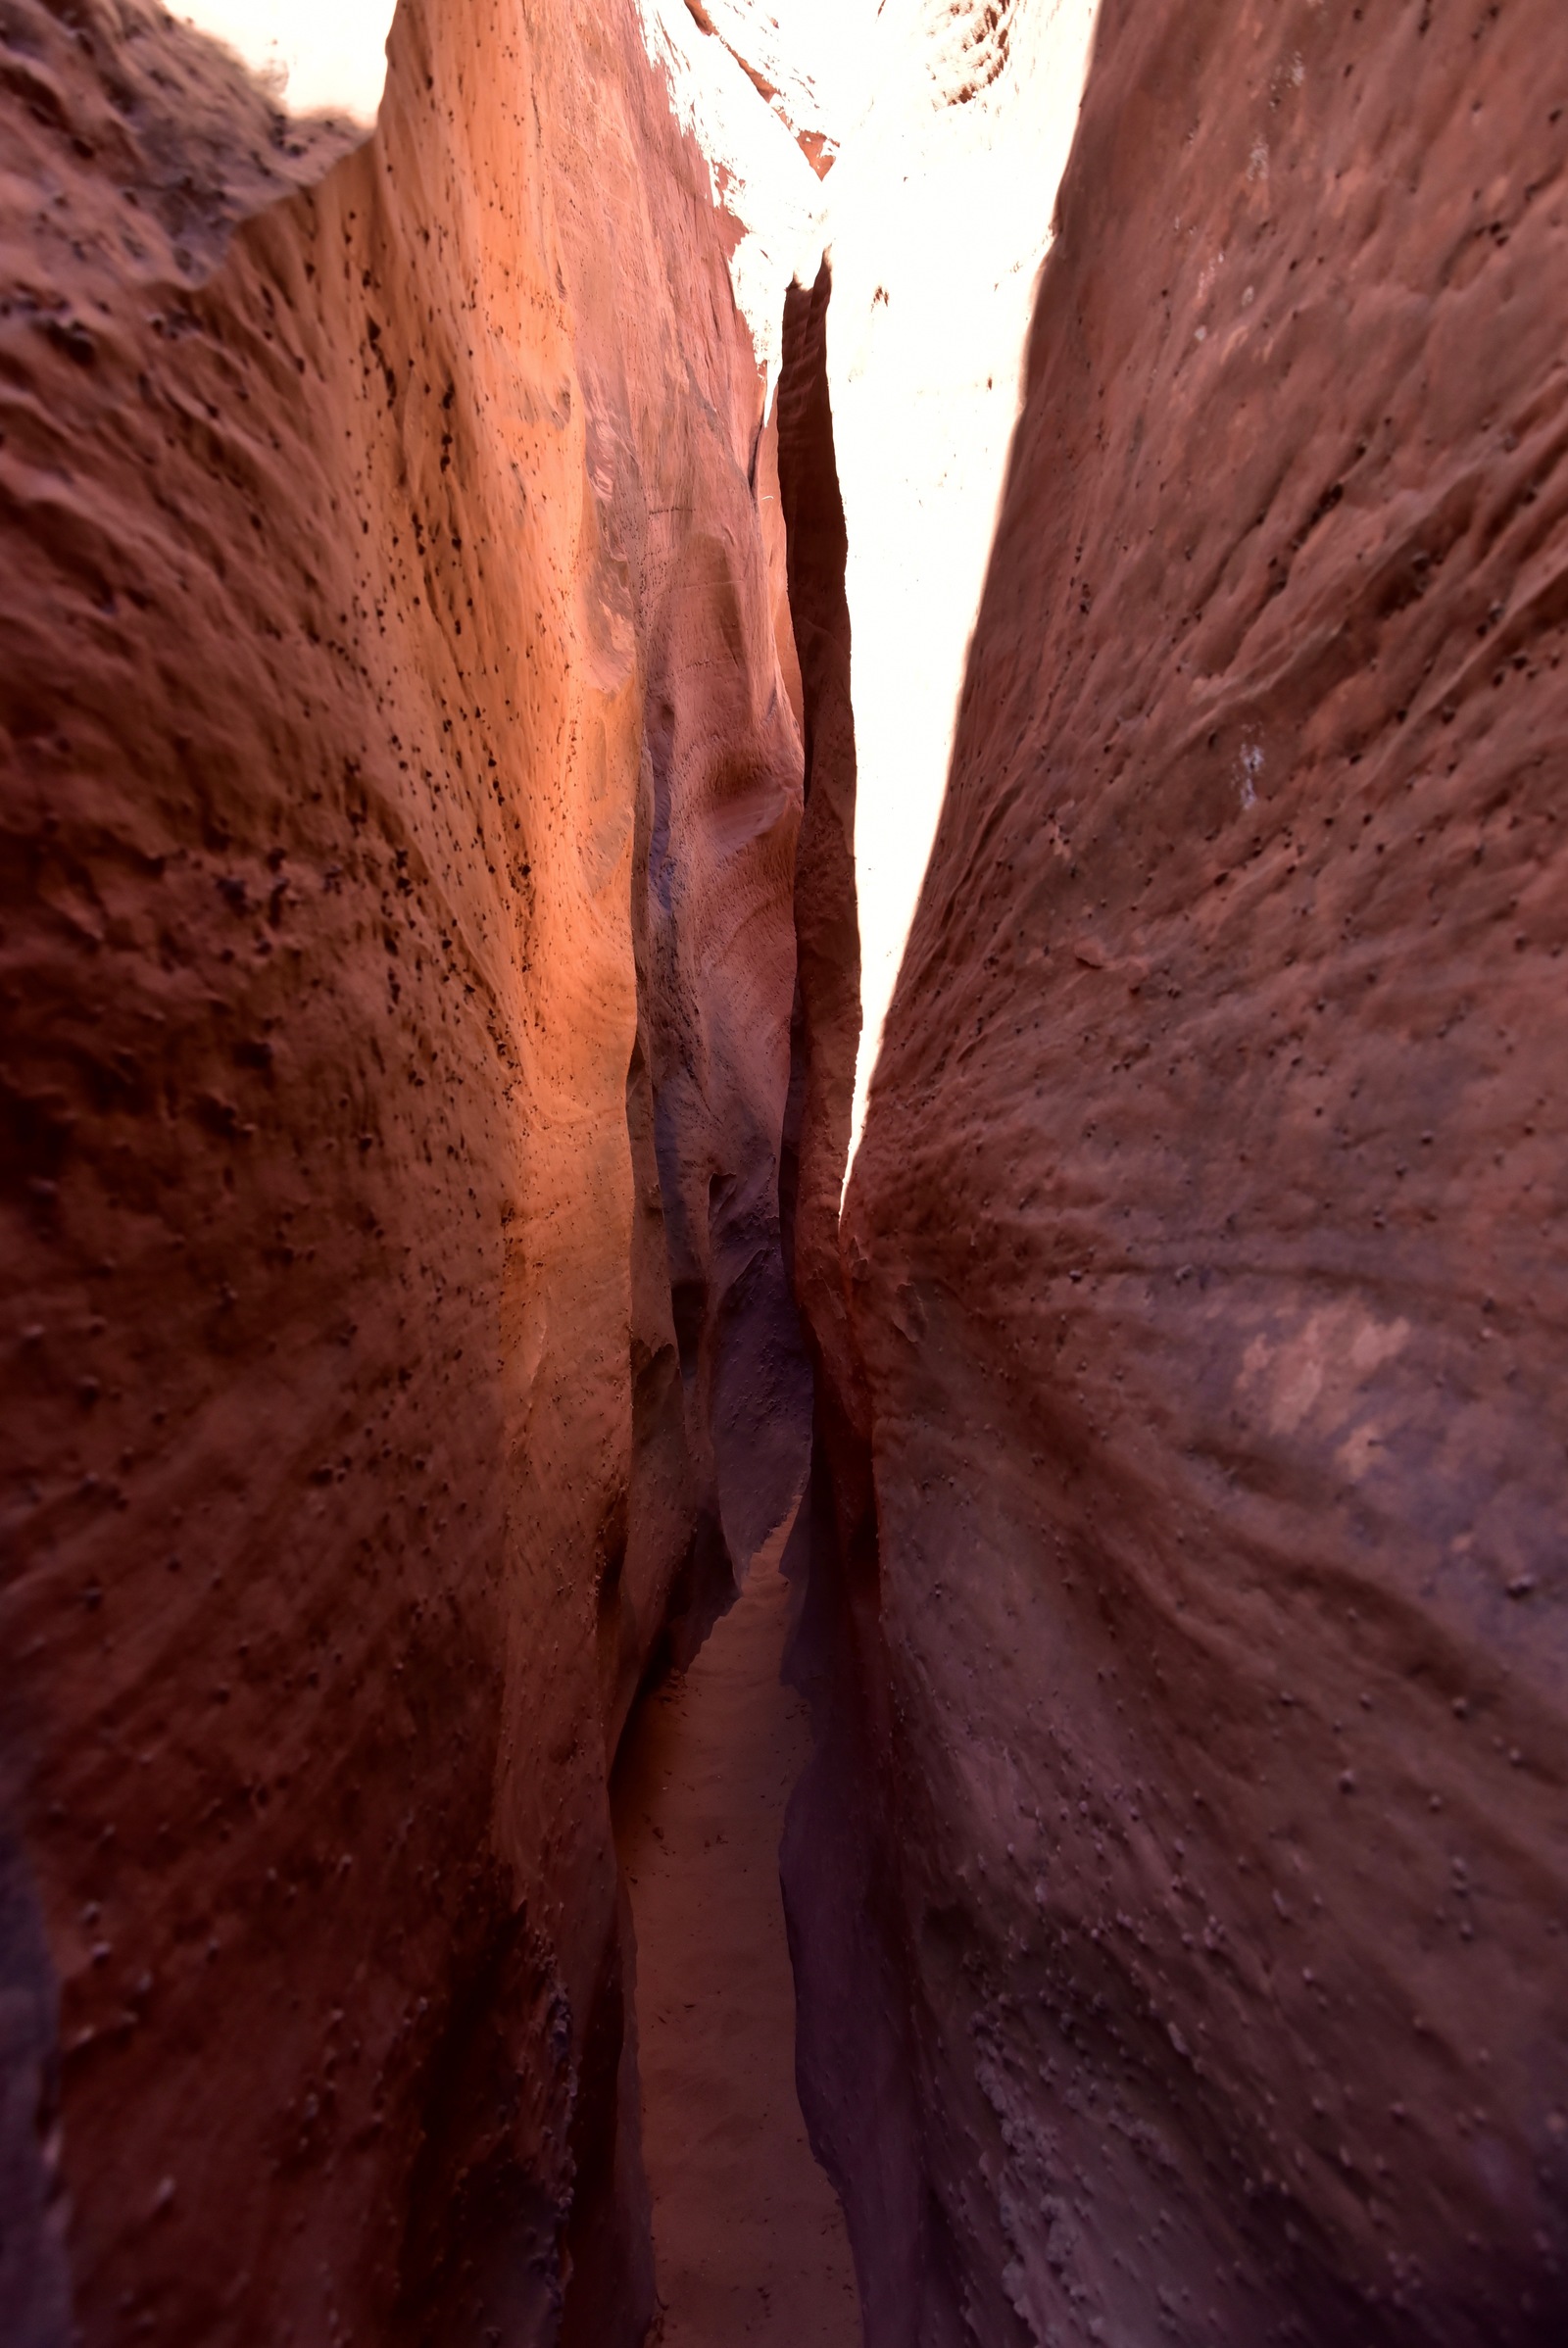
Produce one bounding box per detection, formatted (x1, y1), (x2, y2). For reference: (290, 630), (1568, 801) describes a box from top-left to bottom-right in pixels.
(780, 2), (1568, 2346)
(0, 1), (805, 2339)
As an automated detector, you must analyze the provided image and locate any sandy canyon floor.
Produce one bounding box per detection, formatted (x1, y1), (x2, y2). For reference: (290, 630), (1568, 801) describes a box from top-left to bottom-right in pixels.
(613, 1537), (859, 2346)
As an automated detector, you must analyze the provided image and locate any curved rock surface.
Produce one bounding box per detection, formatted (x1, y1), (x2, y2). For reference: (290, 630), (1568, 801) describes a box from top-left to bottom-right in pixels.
(786, 2), (1568, 2343)
(0, 1), (804, 2339)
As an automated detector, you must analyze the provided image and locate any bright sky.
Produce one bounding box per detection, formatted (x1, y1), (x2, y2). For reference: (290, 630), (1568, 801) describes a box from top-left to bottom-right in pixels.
(819, 2), (1102, 1159)
(643, 1), (1101, 1161)
(695, 0), (882, 138)
(175, 1), (396, 120)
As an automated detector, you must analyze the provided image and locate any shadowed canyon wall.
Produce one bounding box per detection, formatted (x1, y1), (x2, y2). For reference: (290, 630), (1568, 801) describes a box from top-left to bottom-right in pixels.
(781, 1), (1568, 2345)
(0, 1), (806, 2339)
(9, 0), (1568, 2342)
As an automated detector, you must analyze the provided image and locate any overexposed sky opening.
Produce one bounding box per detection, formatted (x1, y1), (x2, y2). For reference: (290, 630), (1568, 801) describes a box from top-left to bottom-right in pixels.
(175, 1), (396, 122)
(824, 0), (1102, 1165)
(646, 0), (1100, 1170)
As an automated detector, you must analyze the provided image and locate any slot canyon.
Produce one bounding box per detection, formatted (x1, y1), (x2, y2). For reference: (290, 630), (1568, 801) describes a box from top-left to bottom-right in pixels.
(2, 0), (1565, 2343)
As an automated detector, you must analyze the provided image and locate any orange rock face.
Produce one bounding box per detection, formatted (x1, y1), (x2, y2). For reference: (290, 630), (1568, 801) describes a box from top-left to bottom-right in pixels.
(0, 2), (804, 2340)
(786, 3), (1568, 2343)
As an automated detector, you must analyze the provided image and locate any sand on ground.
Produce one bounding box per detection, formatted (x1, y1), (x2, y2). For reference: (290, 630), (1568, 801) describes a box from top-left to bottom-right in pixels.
(612, 1541), (861, 2346)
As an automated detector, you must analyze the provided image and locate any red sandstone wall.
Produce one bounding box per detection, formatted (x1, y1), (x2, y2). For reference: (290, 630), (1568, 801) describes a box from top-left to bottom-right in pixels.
(773, 262), (927, 2348)
(775, 263), (859, 1401)
(0, 2), (802, 2340)
(789, 2), (1568, 2342)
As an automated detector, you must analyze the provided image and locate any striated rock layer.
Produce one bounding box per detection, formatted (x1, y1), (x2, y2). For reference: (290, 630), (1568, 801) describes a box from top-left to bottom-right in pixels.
(0, 2), (805, 2340)
(785, 2), (1568, 2344)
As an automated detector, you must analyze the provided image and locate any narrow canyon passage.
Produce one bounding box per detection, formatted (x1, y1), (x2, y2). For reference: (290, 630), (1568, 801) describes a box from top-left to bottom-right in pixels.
(5, 4), (1568, 2346)
(612, 1529), (860, 2346)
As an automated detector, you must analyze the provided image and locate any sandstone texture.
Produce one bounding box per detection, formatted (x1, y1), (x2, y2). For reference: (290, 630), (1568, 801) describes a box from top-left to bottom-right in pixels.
(0, 2), (804, 2340)
(775, 261), (858, 1378)
(785, 2), (1568, 2344)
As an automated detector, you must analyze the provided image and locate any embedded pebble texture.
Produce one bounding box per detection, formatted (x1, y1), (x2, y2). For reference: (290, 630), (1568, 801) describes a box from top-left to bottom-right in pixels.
(783, 2), (1568, 2344)
(0, 1), (805, 2340)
